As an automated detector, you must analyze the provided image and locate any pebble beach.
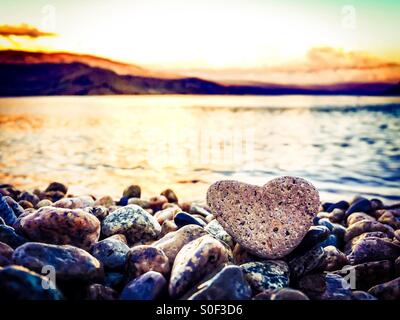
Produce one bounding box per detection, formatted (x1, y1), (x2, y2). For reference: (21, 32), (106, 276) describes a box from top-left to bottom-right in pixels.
(0, 178), (399, 300)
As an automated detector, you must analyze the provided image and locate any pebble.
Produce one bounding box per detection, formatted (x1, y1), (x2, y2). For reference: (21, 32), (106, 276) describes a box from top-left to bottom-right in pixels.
(120, 271), (166, 300)
(347, 237), (400, 264)
(19, 206), (100, 250)
(154, 206), (180, 225)
(45, 182), (68, 194)
(232, 243), (259, 264)
(122, 185), (141, 199)
(204, 219), (235, 248)
(289, 225), (330, 257)
(319, 234), (339, 248)
(185, 265), (252, 300)
(206, 177), (320, 259)
(84, 205), (109, 221)
(368, 277), (400, 300)
(174, 211), (206, 228)
(326, 200), (349, 213)
(0, 195), (18, 226)
(0, 225), (28, 248)
(152, 224), (208, 265)
(328, 208), (345, 223)
(343, 231), (388, 254)
(36, 199), (53, 208)
(297, 273), (353, 300)
(127, 197), (151, 208)
(13, 242), (104, 281)
(189, 204), (211, 217)
(377, 209), (400, 229)
(0, 241), (13, 266)
(149, 195), (168, 212)
(333, 260), (392, 290)
(269, 288), (310, 300)
(18, 200), (33, 209)
(126, 245), (170, 279)
(345, 198), (372, 217)
(344, 220), (395, 242)
(160, 189), (178, 203)
(91, 235), (130, 271)
(0, 265), (63, 300)
(169, 234), (230, 298)
(351, 291), (377, 300)
(54, 196), (95, 209)
(347, 212), (376, 226)
(323, 246), (348, 271)
(241, 260), (290, 293)
(94, 196), (114, 208)
(288, 245), (325, 279)
(160, 220), (178, 236)
(101, 204), (161, 245)
(18, 191), (40, 207)
(104, 272), (125, 291)
(85, 284), (118, 300)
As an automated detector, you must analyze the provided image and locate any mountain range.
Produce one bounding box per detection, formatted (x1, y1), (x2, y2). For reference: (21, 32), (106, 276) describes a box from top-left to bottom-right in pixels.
(1, 50), (399, 96)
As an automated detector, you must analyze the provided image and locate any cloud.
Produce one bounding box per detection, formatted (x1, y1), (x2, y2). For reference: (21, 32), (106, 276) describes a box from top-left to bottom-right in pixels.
(0, 23), (56, 38)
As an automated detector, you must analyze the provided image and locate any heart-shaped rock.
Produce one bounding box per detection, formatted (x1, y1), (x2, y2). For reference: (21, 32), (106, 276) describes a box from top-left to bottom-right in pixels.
(206, 176), (319, 259)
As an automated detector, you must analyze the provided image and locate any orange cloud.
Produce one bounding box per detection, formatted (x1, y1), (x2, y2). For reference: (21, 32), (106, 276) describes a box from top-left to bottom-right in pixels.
(0, 23), (56, 38)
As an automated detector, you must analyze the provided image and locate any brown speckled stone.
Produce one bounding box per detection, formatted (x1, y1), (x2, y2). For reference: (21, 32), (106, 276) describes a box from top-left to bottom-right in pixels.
(54, 196), (94, 209)
(206, 177), (319, 259)
(19, 206), (100, 250)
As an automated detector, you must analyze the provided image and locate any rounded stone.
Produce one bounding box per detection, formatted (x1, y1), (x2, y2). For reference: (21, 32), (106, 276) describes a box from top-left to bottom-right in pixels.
(122, 185), (141, 199)
(94, 196), (115, 208)
(289, 225), (330, 257)
(347, 237), (400, 264)
(4, 196), (25, 218)
(377, 210), (400, 229)
(0, 265), (64, 300)
(206, 177), (320, 259)
(169, 234), (230, 298)
(85, 284), (118, 300)
(326, 201), (349, 213)
(0, 195), (18, 226)
(45, 182), (68, 194)
(205, 219), (235, 248)
(84, 206), (109, 221)
(36, 199), (53, 208)
(241, 260), (290, 293)
(13, 242), (103, 281)
(149, 195), (168, 212)
(101, 205), (161, 245)
(120, 271), (166, 300)
(185, 265), (252, 300)
(344, 220), (395, 242)
(152, 224), (208, 265)
(127, 198), (150, 208)
(54, 196), (94, 209)
(0, 225), (28, 249)
(154, 206), (180, 225)
(18, 192), (40, 206)
(19, 206), (100, 250)
(160, 189), (178, 203)
(174, 212), (206, 228)
(160, 220), (178, 236)
(329, 208), (345, 223)
(91, 236), (130, 270)
(323, 246), (348, 271)
(0, 241), (13, 266)
(368, 277), (400, 300)
(126, 245), (170, 279)
(233, 243), (259, 264)
(288, 245), (325, 279)
(351, 291), (377, 300)
(347, 212), (376, 226)
(345, 198), (372, 217)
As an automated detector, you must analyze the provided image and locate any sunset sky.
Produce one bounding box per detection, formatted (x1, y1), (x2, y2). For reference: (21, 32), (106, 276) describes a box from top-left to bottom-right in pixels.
(1, 0), (400, 84)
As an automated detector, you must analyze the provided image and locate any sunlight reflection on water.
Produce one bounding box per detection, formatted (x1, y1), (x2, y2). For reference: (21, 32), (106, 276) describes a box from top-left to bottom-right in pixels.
(0, 95), (399, 202)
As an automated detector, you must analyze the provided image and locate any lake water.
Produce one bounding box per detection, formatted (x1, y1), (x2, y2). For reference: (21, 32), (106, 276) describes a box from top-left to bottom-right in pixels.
(0, 95), (399, 203)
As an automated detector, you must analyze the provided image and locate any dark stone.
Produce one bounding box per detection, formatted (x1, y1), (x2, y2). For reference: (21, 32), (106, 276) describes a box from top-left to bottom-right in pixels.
(85, 284), (118, 300)
(319, 234), (339, 248)
(0, 225), (28, 249)
(0, 241), (13, 266)
(0, 195), (17, 226)
(104, 272), (125, 291)
(4, 196), (24, 218)
(297, 273), (353, 300)
(317, 218), (335, 231)
(174, 211), (206, 228)
(351, 291), (377, 300)
(120, 271), (166, 300)
(322, 202), (334, 212)
(18, 191), (39, 206)
(13, 242), (104, 281)
(332, 260), (393, 290)
(185, 265), (252, 300)
(45, 182), (68, 194)
(326, 201), (349, 213)
(270, 288), (309, 300)
(0, 265), (63, 300)
(289, 226), (330, 257)
(161, 189), (178, 203)
(241, 261), (289, 293)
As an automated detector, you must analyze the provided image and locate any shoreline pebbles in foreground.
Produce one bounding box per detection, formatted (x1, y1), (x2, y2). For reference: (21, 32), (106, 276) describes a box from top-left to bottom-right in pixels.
(0, 178), (399, 300)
